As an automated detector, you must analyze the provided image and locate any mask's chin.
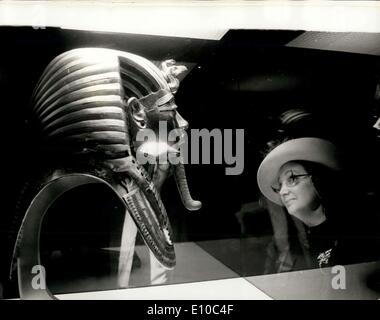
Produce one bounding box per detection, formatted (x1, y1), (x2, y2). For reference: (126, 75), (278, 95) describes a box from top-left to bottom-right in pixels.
(136, 141), (179, 189)
(137, 140), (180, 160)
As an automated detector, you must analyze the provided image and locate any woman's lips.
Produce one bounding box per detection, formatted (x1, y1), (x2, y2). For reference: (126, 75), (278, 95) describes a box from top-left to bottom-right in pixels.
(284, 198), (296, 206)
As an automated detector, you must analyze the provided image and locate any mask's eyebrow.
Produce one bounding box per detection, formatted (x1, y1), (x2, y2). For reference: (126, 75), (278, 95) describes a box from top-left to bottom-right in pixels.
(158, 99), (177, 111)
(139, 89), (175, 112)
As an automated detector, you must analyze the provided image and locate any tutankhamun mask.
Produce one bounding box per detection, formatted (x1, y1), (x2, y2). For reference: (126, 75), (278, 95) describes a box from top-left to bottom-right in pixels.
(12, 48), (201, 299)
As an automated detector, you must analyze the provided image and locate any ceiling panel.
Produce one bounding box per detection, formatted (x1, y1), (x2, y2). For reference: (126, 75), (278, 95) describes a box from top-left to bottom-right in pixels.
(287, 32), (380, 56)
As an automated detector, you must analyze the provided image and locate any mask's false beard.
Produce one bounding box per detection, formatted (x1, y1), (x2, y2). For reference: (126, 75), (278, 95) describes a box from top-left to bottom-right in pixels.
(115, 156), (176, 269)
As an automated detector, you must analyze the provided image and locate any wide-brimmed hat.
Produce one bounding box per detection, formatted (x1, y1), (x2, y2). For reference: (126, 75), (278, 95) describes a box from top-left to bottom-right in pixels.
(257, 137), (341, 205)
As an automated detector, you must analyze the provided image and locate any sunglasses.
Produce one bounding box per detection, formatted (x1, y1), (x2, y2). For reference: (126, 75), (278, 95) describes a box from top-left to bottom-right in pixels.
(271, 173), (311, 194)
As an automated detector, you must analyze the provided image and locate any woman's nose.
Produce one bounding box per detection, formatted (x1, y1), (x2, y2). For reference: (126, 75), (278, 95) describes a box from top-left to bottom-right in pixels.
(175, 111), (188, 130)
(279, 184), (290, 197)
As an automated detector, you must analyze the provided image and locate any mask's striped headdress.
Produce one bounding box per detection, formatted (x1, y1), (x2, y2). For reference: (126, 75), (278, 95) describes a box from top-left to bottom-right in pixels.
(31, 48), (180, 165)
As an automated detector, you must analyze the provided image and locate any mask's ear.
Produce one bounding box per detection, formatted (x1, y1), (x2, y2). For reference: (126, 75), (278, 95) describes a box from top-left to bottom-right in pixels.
(127, 97), (147, 128)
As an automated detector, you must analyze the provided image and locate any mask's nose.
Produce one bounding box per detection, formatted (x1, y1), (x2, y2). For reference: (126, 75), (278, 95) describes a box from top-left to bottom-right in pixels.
(175, 111), (188, 130)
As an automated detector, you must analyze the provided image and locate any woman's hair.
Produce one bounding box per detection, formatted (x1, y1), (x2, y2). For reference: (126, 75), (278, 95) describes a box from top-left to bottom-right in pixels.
(294, 160), (347, 232)
(296, 161), (340, 203)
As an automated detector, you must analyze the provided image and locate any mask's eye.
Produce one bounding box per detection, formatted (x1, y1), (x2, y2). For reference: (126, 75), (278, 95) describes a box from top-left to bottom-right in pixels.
(159, 99), (176, 112)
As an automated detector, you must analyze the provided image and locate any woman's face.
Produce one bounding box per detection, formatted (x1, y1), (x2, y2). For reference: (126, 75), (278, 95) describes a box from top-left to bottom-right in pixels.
(277, 162), (321, 221)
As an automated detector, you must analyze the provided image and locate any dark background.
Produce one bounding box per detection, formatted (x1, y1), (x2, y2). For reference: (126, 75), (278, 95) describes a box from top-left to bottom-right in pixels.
(1, 27), (380, 296)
